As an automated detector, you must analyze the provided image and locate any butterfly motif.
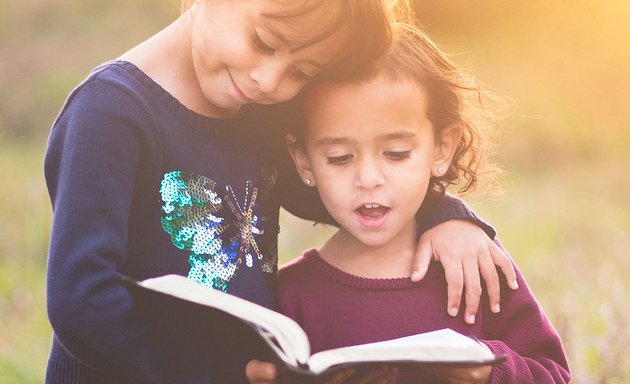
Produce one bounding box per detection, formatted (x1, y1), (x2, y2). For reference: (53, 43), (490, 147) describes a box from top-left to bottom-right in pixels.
(159, 167), (278, 291)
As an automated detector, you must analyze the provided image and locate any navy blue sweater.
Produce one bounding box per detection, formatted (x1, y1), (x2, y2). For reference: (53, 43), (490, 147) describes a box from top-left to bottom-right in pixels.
(44, 61), (494, 383)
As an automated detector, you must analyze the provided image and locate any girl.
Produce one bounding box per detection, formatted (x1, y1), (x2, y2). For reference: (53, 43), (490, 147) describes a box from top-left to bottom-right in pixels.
(44, 1), (514, 383)
(278, 24), (571, 383)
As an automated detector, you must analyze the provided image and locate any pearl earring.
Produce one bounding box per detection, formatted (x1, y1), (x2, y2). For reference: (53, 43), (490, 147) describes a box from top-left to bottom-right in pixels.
(437, 167), (444, 175)
(304, 178), (311, 186)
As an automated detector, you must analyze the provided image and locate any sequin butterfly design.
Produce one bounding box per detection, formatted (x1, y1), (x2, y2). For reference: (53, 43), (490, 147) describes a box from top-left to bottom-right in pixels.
(159, 169), (277, 292)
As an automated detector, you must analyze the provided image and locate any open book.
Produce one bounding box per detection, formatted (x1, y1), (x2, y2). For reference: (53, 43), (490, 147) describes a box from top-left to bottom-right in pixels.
(124, 274), (503, 382)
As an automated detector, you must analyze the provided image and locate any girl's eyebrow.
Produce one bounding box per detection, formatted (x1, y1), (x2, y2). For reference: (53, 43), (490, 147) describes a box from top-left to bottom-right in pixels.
(378, 131), (417, 140)
(315, 137), (350, 147)
(314, 131), (417, 147)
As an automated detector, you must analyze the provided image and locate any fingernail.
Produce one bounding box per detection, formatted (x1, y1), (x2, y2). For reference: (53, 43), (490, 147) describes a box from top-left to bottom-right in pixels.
(448, 307), (458, 317)
(467, 314), (476, 324)
(411, 271), (421, 282)
(512, 280), (519, 289)
(492, 303), (500, 313)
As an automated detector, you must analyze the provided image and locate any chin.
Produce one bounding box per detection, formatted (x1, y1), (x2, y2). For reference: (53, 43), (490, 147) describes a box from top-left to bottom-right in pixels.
(354, 234), (391, 248)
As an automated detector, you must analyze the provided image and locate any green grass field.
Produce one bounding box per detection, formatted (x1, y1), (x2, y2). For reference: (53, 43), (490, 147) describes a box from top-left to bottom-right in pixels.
(2, 1), (629, 383)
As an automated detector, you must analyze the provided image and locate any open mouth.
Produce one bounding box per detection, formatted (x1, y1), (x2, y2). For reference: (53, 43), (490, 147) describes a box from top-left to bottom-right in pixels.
(355, 203), (390, 228)
(356, 203), (389, 217)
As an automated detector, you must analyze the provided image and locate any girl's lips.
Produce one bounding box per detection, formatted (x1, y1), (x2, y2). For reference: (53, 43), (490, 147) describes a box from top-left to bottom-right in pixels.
(355, 203), (390, 228)
(228, 72), (253, 102)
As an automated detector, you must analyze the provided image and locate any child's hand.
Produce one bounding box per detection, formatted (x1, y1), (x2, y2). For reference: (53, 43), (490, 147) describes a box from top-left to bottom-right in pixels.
(411, 220), (518, 324)
(245, 361), (397, 384)
(246, 360), (277, 383)
(326, 366), (397, 384)
(423, 364), (492, 384)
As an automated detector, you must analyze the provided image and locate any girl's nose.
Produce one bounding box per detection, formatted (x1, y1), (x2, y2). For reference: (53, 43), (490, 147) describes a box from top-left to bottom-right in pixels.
(250, 59), (285, 95)
(355, 158), (385, 190)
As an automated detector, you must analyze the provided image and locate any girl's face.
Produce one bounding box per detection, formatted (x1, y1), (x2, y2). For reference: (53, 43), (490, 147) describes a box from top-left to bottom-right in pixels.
(292, 76), (460, 249)
(188, 0), (348, 118)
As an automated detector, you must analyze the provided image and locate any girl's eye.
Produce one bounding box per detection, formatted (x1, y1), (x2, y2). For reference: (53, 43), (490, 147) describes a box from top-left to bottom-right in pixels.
(327, 154), (353, 165)
(252, 31), (274, 54)
(384, 151), (411, 161)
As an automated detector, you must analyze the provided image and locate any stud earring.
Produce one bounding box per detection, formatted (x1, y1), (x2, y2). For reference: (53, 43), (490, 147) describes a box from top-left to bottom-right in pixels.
(437, 167), (444, 175)
(304, 178), (311, 186)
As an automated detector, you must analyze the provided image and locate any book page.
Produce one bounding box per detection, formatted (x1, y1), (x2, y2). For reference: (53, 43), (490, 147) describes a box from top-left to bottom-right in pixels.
(138, 274), (312, 366)
(307, 328), (495, 374)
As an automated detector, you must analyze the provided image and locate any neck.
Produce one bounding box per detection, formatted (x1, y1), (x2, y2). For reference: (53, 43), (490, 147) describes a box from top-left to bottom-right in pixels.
(118, 12), (235, 118)
(319, 223), (418, 279)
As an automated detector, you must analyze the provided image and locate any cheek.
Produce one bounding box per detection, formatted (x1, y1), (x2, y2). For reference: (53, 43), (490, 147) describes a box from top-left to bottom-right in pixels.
(315, 178), (348, 218)
(273, 79), (308, 103)
(393, 165), (432, 201)
(311, 166), (345, 196)
(257, 80), (307, 104)
(194, 29), (252, 68)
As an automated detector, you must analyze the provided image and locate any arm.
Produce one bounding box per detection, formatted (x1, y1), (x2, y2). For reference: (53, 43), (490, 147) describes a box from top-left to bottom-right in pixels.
(45, 79), (221, 383)
(480, 240), (571, 383)
(416, 192), (495, 237)
(422, 241), (570, 384)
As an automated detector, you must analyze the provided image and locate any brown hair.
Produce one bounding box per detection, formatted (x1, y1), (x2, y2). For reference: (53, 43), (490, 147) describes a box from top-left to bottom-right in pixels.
(181, 0), (413, 82)
(336, 22), (505, 195)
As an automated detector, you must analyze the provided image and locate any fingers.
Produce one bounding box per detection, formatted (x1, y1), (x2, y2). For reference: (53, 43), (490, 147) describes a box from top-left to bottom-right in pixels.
(462, 254), (482, 324)
(410, 239), (433, 282)
(444, 261), (464, 318)
(325, 368), (355, 384)
(351, 366), (398, 384)
(465, 239), (519, 320)
(490, 241), (518, 290)
(427, 365), (492, 384)
(245, 360), (277, 384)
(478, 244), (501, 314)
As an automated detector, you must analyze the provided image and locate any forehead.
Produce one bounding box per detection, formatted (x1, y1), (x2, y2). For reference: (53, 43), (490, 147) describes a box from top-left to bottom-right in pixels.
(257, 0), (346, 49)
(304, 76), (431, 140)
(304, 77), (433, 147)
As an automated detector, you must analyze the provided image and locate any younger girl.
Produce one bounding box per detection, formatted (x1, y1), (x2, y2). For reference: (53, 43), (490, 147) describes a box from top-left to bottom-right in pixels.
(45, 1), (514, 383)
(278, 24), (571, 383)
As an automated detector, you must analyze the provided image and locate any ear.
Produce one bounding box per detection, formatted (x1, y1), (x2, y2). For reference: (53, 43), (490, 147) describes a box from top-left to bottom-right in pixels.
(432, 124), (463, 176)
(286, 133), (316, 187)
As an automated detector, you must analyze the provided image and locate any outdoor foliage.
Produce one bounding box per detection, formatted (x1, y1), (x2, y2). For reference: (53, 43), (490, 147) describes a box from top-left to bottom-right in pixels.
(1, 1), (629, 383)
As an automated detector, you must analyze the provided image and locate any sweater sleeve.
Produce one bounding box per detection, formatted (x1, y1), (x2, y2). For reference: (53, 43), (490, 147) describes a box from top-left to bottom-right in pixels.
(416, 193), (496, 239)
(480, 241), (571, 383)
(45, 79), (221, 383)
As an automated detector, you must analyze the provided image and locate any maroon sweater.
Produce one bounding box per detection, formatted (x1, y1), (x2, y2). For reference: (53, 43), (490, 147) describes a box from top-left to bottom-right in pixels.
(276, 247), (571, 383)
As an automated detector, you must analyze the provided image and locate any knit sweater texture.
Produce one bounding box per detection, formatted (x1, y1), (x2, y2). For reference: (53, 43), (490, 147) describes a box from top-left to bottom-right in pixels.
(44, 61), (493, 383)
(276, 248), (571, 383)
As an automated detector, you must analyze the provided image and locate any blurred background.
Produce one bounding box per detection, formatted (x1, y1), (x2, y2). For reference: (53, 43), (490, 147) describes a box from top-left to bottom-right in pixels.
(1, 0), (628, 382)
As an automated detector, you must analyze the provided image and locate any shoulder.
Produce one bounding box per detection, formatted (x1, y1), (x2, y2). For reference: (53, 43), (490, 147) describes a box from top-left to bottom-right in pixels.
(45, 62), (166, 190)
(276, 249), (323, 313)
(277, 249), (320, 286)
(278, 249), (318, 274)
(50, 61), (165, 151)
(56, 61), (160, 126)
